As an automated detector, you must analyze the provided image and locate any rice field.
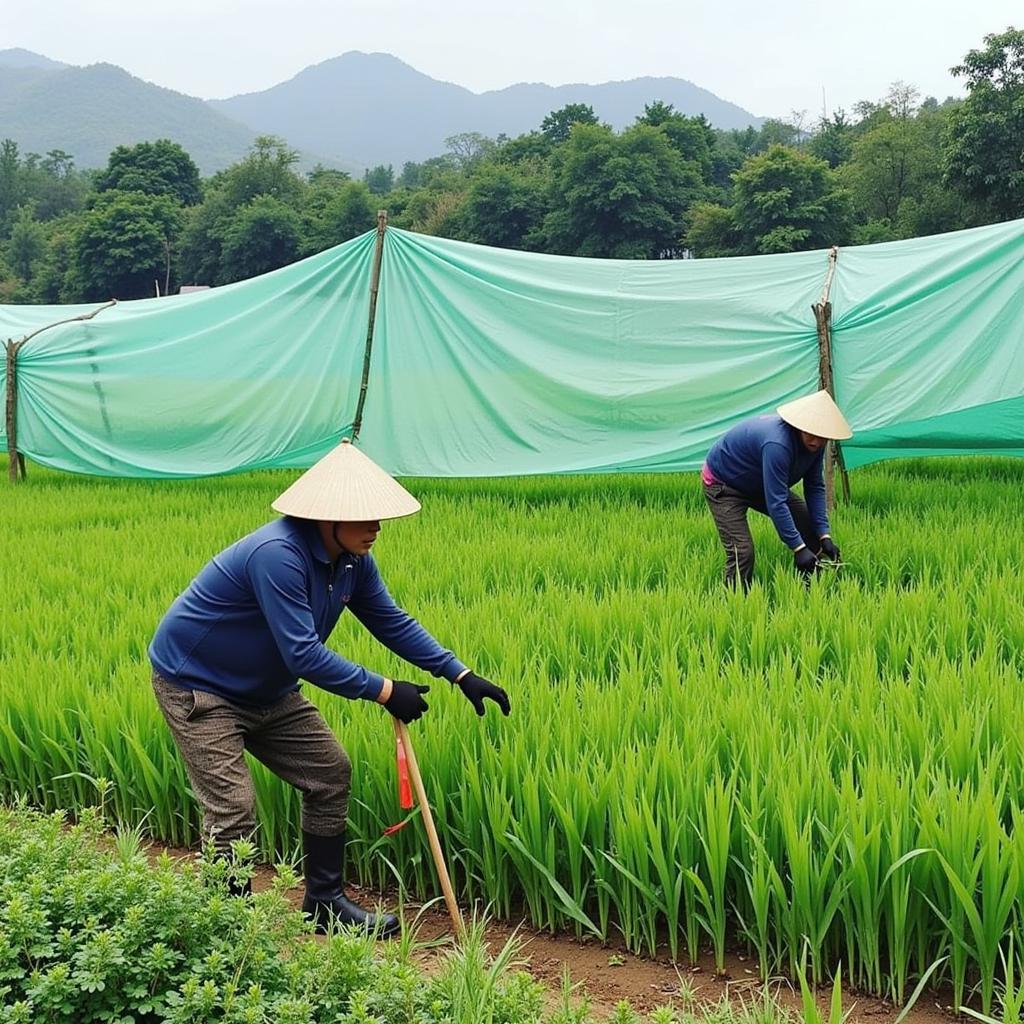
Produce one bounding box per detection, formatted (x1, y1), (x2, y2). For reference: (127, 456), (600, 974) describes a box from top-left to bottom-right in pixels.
(2, 456), (1023, 1012)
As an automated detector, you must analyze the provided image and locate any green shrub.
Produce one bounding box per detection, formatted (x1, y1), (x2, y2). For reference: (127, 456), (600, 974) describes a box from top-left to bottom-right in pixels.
(0, 800), (551, 1023)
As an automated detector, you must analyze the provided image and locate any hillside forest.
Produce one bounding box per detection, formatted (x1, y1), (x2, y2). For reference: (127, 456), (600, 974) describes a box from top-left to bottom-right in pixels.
(0, 28), (1020, 304)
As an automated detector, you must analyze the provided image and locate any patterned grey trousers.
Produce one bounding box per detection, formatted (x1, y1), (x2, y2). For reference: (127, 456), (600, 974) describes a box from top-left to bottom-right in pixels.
(152, 670), (351, 846)
(703, 480), (819, 588)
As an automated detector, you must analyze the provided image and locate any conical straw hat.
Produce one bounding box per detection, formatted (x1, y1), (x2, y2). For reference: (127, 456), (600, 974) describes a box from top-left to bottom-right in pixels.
(777, 390), (852, 440)
(272, 440), (421, 521)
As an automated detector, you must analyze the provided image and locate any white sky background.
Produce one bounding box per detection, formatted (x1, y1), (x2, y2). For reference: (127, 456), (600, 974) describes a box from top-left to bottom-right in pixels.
(5, 0), (1021, 120)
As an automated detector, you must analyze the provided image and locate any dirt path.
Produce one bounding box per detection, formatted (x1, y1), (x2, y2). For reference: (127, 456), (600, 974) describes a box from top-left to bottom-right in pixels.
(395, 897), (955, 1022)
(153, 848), (958, 1023)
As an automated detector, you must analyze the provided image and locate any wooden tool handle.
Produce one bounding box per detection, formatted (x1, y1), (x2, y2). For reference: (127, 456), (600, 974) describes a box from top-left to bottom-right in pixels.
(394, 718), (465, 937)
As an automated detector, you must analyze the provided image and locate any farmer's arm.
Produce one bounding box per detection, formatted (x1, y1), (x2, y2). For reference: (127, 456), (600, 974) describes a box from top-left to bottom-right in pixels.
(247, 542), (386, 701)
(762, 442), (805, 549)
(802, 450), (831, 540)
(349, 556), (469, 682)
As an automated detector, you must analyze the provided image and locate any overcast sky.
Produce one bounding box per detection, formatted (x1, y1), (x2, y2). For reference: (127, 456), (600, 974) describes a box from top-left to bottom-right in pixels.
(5, 0), (1020, 120)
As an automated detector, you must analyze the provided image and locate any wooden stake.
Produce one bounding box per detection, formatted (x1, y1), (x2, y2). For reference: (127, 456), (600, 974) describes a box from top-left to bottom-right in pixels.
(5, 340), (23, 483)
(393, 718), (465, 938)
(351, 211), (388, 441)
(812, 246), (851, 510)
(4, 299), (117, 484)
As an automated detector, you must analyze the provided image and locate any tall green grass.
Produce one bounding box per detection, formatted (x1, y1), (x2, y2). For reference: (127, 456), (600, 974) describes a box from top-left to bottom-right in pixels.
(2, 456), (1023, 1010)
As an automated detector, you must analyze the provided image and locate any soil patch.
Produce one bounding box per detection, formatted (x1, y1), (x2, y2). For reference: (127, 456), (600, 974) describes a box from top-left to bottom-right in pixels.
(146, 845), (960, 1022)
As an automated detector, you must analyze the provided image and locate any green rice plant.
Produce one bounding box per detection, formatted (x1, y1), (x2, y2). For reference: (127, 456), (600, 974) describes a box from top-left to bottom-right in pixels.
(684, 771), (735, 973)
(925, 776), (1019, 1015)
(794, 949), (847, 1024)
(960, 933), (1024, 1024)
(735, 804), (778, 980)
(3, 456), (1024, 1003)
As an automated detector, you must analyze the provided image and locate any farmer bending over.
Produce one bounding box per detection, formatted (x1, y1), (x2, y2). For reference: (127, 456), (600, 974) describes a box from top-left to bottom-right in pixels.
(701, 390), (852, 588)
(149, 440), (509, 937)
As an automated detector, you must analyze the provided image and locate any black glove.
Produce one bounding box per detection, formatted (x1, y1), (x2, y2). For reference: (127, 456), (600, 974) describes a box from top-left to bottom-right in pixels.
(818, 537), (841, 562)
(794, 546), (819, 576)
(456, 672), (510, 717)
(384, 680), (430, 723)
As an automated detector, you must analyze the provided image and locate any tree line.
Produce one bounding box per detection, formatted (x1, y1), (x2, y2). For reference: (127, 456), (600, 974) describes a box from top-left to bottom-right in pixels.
(0, 28), (1020, 304)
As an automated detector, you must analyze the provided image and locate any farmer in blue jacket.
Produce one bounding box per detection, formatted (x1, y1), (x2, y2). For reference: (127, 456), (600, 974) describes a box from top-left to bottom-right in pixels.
(149, 439), (509, 937)
(701, 390), (853, 588)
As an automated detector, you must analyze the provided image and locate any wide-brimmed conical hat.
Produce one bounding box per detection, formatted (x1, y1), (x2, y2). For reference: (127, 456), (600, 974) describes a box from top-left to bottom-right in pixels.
(272, 440), (421, 521)
(777, 390), (852, 440)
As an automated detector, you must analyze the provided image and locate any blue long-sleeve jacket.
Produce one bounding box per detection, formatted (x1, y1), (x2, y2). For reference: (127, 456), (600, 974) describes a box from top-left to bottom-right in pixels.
(705, 415), (830, 549)
(149, 517), (467, 707)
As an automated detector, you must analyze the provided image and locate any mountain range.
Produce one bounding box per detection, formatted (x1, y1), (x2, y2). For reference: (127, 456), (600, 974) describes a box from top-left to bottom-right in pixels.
(0, 48), (762, 176)
(0, 53), (265, 175)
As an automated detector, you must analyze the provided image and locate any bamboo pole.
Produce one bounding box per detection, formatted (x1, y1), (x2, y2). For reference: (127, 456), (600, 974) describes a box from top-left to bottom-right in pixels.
(393, 718), (465, 938)
(5, 340), (23, 482)
(4, 299), (117, 483)
(351, 211), (388, 441)
(812, 246), (850, 509)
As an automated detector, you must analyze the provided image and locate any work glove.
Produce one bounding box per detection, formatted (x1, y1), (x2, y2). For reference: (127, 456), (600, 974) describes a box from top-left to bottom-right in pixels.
(384, 680), (430, 723)
(818, 536), (841, 562)
(794, 545), (819, 576)
(456, 672), (511, 717)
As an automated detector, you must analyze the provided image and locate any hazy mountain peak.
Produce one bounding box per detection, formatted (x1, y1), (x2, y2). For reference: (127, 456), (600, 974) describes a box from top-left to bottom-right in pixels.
(0, 48), (69, 71)
(0, 46), (761, 178)
(211, 51), (762, 169)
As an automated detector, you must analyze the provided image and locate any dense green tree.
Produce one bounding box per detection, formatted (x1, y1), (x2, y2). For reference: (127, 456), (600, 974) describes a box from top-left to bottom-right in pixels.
(841, 101), (964, 238)
(0, 259), (22, 302)
(219, 195), (301, 283)
(707, 131), (747, 191)
(307, 181), (377, 251)
(807, 110), (855, 168)
(68, 190), (182, 300)
(28, 216), (78, 303)
(730, 144), (852, 253)
(397, 188), (466, 237)
(95, 139), (202, 206)
(753, 118), (802, 152)
(178, 193), (234, 286)
(444, 132), (497, 170)
(28, 150), (89, 222)
(396, 160), (425, 189)
(685, 201), (741, 257)
(842, 113), (916, 223)
(395, 155), (459, 191)
(1, 75), (1020, 303)
(176, 137), (307, 284)
(945, 27), (1024, 219)
(541, 103), (600, 144)
(0, 139), (26, 235)
(306, 165), (350, 188)
(636, 102), (715, 180)
(7, 205), (46, 282)
(542, 123), (704, 258)
(726, 125), (760, 157)
(363, 164), (395, 195)
(375, 185), (412, 223)
(214, 136), (306, 210)
(459, 165), (548, 249)
(495, 131), (553, 166)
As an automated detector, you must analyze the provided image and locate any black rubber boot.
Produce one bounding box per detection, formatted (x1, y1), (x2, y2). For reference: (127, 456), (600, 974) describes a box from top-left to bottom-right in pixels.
(300, 830), (399, 938)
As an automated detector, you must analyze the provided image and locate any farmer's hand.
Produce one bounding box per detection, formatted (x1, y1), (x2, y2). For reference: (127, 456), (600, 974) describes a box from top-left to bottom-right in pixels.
(818, 536), (841, 562)
(385, 680), (430, 723)
(794, 545), (819, 576)
(456, 671), (510, 717)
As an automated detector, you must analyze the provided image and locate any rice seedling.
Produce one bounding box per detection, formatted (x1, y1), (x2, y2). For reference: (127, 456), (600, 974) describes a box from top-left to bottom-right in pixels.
(2, 455), (1023, 1007)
